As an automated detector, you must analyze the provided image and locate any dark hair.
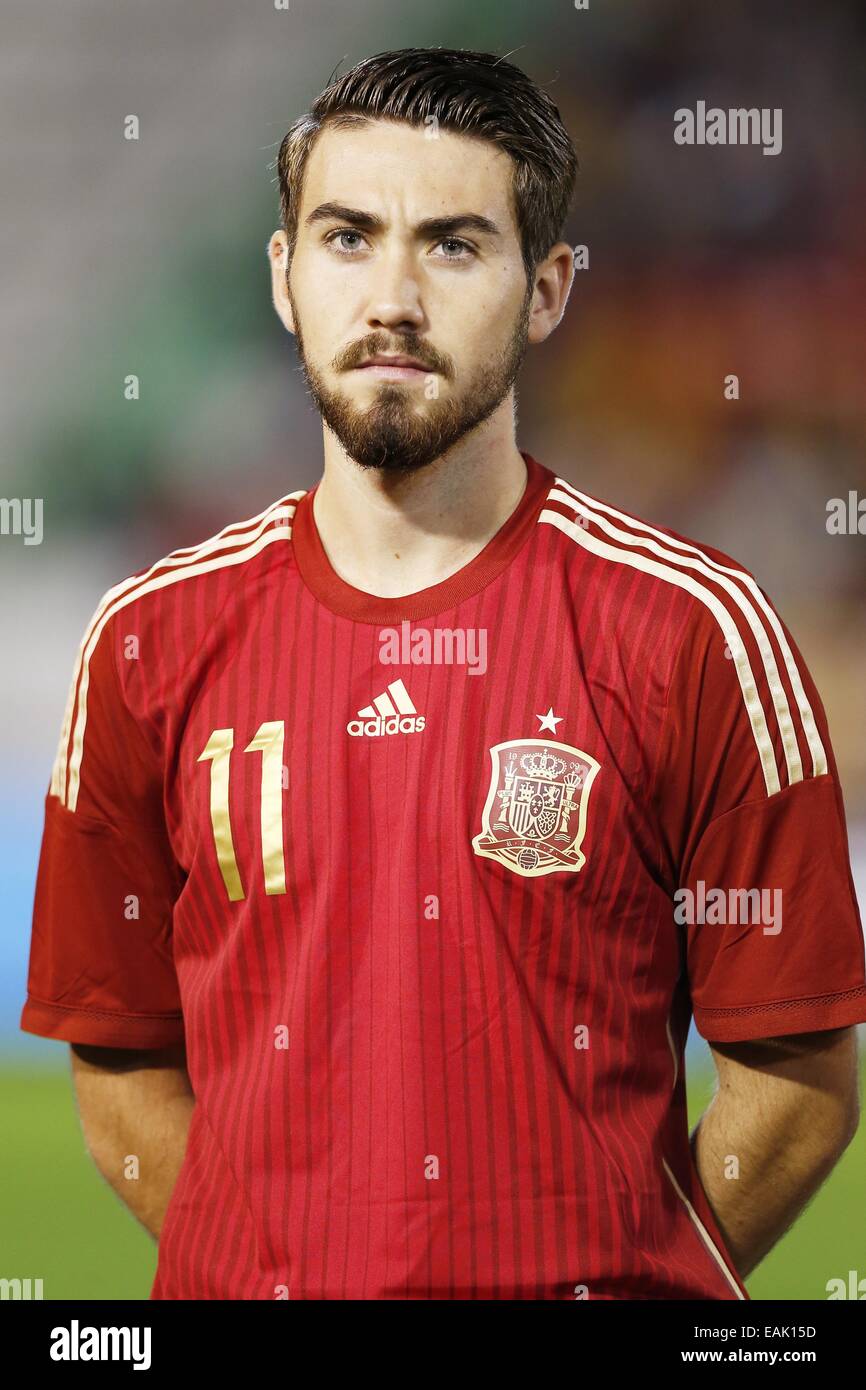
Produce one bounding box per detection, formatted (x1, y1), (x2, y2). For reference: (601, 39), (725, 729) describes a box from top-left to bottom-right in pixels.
(275, 47), (578, 283)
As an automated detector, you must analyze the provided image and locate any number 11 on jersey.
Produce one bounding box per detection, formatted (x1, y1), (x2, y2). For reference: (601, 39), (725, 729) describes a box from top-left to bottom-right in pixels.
(197, 722), (287, 901)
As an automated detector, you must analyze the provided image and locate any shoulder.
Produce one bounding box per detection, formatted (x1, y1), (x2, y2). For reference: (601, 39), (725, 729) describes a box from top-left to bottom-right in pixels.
(50, 491), (308, 809)
(537, 471), (784, 648)
(538, 472), (756, 603)
(538, 475), (827, 795)
(88, 488), (308, 649)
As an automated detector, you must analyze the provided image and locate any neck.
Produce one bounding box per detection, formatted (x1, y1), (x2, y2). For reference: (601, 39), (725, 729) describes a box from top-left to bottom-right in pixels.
(310, 414), (528, 599)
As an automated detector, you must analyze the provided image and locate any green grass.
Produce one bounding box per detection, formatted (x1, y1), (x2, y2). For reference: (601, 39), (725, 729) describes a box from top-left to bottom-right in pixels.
(1, 1063), (157, 1299)
(1, 1060), (863, 1299)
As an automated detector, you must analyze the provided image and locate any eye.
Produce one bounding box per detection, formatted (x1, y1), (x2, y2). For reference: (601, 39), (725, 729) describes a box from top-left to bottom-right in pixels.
(435, 237), (474, 261)
(325, 229), (368, 256)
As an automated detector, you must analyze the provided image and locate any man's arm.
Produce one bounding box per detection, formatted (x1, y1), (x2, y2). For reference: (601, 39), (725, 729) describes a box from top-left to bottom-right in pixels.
(69, 1041), (195, 1241)
(690, 1025), (861, 1280)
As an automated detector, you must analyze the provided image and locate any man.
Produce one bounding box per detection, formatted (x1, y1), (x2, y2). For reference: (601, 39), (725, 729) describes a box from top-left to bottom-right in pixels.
(21, 47), (865, 1300)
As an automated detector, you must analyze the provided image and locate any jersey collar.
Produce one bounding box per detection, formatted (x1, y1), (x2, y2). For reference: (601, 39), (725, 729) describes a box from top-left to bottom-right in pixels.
(290, 450), (553, 623)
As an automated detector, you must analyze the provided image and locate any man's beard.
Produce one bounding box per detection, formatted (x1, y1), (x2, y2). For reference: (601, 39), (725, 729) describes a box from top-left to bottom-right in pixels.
(288, 283), (533, 474)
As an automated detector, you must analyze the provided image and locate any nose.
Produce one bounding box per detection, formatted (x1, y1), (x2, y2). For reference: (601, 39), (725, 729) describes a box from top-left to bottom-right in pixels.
(364, 247), (426, 335)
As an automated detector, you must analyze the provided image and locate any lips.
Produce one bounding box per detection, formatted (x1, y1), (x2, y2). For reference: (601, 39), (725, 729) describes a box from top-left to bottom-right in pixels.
(357, 356), (429, 370)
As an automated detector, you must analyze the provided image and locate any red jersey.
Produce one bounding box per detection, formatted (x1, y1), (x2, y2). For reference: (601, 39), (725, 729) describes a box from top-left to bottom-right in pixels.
(21, 451), (866, 1300)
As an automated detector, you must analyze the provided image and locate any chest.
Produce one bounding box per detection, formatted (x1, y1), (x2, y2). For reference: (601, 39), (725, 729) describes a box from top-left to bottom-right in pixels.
(163, 615), (664, 918)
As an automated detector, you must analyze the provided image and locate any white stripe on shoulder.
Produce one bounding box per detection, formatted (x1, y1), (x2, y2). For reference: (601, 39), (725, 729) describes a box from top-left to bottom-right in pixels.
(539, 504), (780, 795)
(54, 491), (305, 811)
(552, 479), (826, 780)
(85, 490), (306, 638)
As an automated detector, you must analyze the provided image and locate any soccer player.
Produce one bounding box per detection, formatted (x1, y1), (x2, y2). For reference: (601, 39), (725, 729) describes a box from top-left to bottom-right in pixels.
(21, 47), (866, 1300)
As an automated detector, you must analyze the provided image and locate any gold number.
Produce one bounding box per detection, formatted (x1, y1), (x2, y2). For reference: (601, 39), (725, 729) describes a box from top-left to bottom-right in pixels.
(245, 722), (287, 895)
(197, 728), (245, 901)
(197, 721), (286, 900)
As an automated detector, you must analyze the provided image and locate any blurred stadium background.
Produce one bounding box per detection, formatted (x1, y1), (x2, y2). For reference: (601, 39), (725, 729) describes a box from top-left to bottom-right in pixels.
(1, 0), (864, 1299)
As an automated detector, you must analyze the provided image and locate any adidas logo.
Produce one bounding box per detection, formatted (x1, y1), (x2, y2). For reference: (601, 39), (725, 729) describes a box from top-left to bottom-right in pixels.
(347, 679), (426, 737)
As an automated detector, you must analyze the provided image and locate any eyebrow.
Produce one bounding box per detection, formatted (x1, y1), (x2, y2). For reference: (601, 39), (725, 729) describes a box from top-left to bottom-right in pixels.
(304, 202), (502, 240)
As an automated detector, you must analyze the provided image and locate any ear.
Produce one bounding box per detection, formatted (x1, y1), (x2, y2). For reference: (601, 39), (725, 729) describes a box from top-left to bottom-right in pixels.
(526, 241), (576, 344)
(268, 230), (295, 335)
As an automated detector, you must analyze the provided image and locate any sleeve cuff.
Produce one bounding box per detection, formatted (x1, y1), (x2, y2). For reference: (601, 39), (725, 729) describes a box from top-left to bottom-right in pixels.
(20, 996), (185, 1049)
(694, 984), (866, 1042)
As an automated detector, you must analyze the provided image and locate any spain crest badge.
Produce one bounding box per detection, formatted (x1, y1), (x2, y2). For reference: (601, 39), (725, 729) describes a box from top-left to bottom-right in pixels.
(472, 739), (600, 878)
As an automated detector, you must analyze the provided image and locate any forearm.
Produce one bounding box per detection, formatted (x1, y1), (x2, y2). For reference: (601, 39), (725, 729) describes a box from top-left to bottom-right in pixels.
(70, 1043), (195, 1240)
(691, 1084), (850, 1279)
